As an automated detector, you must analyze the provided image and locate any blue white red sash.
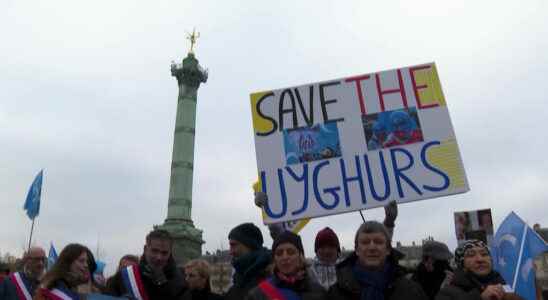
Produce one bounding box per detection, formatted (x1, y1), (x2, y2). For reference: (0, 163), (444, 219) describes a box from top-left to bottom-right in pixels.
(121, 265), (149, 300)
(40, 285), (80, 300)
(258, 278), (301, 300)
(9, 272), (32, 300)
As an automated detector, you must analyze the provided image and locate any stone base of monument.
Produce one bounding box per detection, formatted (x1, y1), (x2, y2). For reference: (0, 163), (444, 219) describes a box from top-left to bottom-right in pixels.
(155, 218), (203, 266)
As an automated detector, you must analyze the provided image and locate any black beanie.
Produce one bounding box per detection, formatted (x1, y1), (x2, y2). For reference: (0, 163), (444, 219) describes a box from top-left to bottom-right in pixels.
(228, 223), (263, 250)
(272, 231), (304, 255)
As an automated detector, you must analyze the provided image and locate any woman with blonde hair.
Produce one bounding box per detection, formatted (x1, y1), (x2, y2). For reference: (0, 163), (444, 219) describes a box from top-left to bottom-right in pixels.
(181, 259), (222, 300)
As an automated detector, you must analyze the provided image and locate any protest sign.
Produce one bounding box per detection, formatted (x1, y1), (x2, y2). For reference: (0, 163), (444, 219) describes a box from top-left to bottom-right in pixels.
(454, 209), (494, 245)
(253, 180), (310, 233)
(251, 63), (469, 224)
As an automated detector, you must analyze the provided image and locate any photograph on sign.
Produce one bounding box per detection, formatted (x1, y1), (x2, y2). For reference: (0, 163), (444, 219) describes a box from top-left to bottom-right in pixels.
(454, 209), (493, 246)
(363, 107), (424, 151)
(251, 63), (469, 224)
(283, 123), (342, 165)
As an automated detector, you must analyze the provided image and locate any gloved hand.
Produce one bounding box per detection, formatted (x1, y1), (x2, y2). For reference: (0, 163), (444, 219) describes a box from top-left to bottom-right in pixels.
(254, 191), (268, 208)
(383, 200), (398, 228)
(253, 192), (286, 240)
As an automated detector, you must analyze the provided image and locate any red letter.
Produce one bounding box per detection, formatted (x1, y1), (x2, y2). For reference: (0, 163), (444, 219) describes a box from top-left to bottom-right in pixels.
(409, 65), (439, 109)
(345, 75), (371, 115)
(375, 69), (408, 112)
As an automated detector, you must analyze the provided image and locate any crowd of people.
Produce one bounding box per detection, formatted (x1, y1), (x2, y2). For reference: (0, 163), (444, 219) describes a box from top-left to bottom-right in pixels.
(0, 194), (528, 300)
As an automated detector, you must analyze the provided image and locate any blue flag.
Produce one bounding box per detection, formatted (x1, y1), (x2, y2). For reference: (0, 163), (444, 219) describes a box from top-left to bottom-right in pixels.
(514, 227), (548, 300)
(95, 260), (106, 275)
(23, 170), (43, 220)
(493, 212), (548, 300)
(47, 243), (58, 270)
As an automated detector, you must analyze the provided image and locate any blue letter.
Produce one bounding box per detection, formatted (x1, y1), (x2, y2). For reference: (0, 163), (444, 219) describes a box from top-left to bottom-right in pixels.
(363, 152), (391, 201)
(421, 141), (450, 192)
(261, 170), (287, 219)
(340, 156), (366, 205)
(313, 161), (341, 210)
(390, 148), (423, 198)
(285, 164), (309, 215)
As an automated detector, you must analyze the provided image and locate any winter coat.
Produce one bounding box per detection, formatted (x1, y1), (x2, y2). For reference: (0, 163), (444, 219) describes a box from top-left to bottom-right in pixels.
(327, 253), (428, 300)
(105, 256), (186, 300)
(181, 286), (223, 300)
(412, 261), (453, 300)
(223, 248), (272, 300)
(246, 272), (327, 300)
(33, 280), (82, 300)
(435, 269), (524, 300)
(0, 272), (40, 300)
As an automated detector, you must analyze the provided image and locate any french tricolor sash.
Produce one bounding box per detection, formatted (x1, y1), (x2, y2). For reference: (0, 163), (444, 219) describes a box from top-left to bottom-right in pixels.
(40, 285), (80, 300)
(258, 278), (301, 300)
(121, 265), (149, 300)
(9, 272), (32, 300)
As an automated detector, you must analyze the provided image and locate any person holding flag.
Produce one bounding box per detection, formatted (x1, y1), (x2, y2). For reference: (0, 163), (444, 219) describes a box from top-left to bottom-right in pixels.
(0, 247), (46, 300)
(436, 240), (524, 300)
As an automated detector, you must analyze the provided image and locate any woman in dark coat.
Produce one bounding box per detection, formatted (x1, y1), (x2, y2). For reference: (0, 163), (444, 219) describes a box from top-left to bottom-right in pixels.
(246, 231), (327, 300)
(181, 259), (222, 300)
(34, 244), (94, 300)
(328, 221), (428, 300)
(436, 240), (524, 300)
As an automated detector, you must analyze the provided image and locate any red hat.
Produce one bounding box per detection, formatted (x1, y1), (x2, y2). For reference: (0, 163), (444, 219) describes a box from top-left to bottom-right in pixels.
(314, 227), (340, 253)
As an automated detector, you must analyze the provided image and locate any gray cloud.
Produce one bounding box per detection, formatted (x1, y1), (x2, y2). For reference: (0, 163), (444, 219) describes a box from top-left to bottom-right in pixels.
(1, 0), (547, 275)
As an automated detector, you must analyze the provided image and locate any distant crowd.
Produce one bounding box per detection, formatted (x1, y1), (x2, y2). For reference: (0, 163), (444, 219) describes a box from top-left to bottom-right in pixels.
(0, 193), (529, 300)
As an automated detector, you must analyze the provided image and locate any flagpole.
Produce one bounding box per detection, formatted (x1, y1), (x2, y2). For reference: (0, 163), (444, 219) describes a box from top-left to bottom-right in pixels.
(359, 210), (366, 223)
(511, 223), (528, 290)
(27, 218), (35, 251)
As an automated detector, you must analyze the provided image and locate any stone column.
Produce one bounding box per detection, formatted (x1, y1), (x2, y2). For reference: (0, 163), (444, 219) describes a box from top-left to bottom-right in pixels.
(157, 52), (208, 265)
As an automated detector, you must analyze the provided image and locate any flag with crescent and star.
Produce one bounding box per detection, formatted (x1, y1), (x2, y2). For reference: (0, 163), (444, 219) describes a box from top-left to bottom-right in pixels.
(493, 211), (548, 300)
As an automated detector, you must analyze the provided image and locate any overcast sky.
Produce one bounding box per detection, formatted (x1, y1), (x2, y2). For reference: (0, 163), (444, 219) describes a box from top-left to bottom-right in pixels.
(1, 0), (547, 275)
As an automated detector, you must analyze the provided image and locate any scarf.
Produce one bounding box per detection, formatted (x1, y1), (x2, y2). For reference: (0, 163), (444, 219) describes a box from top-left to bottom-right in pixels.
(276, 269), (306, 285)
(232, 248), (271, 287)
(352, 262), (393, 300)
(310, 257), (337, 290)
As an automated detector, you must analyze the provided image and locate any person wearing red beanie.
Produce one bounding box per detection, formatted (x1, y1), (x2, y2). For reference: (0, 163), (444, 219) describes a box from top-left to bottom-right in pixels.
(308, 227), (341, 290)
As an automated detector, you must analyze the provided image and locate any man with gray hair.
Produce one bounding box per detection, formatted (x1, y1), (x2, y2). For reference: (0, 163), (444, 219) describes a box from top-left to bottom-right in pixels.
(0, 246), (46, 300)
(328, 221), (428, 300)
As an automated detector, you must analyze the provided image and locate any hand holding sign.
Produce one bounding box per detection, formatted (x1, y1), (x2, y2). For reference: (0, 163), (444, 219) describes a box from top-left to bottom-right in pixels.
(251, 63), (469, 224)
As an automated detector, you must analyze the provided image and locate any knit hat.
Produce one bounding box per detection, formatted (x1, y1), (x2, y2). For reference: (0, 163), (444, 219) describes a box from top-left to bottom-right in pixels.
(454, 239), (490, 269)
(228, 223), (263, 251)
(272, 231), (304, 255)
(314, 227), (340, 253)
(422, 241), (453, 261)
